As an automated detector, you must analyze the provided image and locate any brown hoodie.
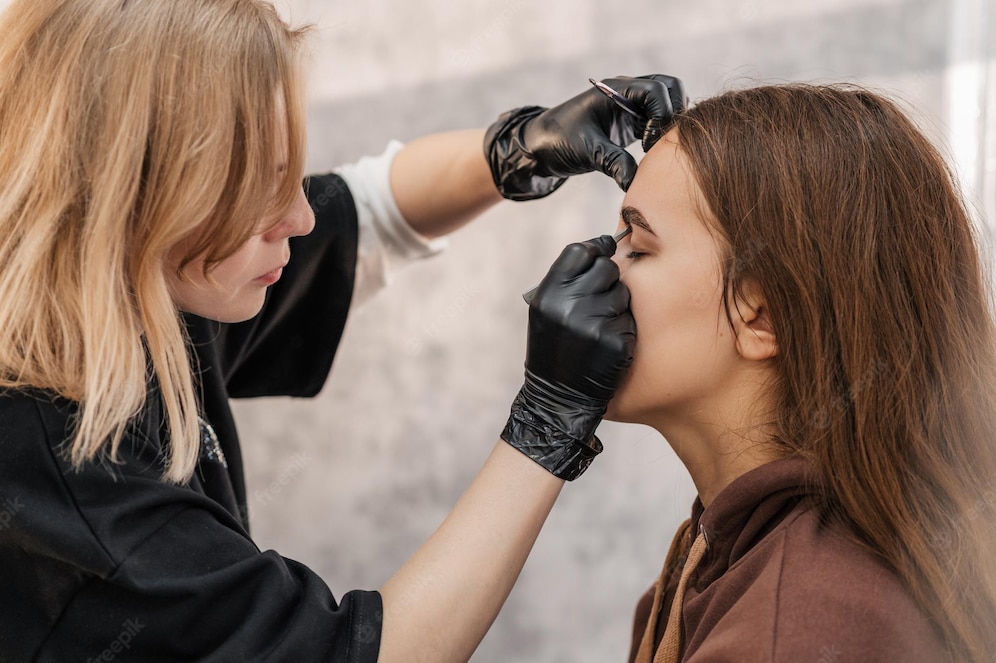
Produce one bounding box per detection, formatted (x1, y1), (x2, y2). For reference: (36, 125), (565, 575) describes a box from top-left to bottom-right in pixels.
(627, 457), (948, 662)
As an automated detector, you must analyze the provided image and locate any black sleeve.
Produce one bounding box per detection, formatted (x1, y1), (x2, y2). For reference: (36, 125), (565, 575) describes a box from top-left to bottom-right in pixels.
(39, 509), (383, 663)
(0, 390), (382, 663)
(185, 173), (360, 399)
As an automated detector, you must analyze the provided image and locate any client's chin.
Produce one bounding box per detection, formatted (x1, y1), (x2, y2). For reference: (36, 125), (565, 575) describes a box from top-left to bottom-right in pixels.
(602, 397), (632, 423)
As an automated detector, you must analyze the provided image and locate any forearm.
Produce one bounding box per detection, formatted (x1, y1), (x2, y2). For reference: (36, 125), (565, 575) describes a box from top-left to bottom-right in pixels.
(389, 129), (503, 239)
(378, 440), (563, 663)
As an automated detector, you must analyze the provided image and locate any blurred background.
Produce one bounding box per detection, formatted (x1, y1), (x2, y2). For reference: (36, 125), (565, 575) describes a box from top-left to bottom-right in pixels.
(0, 0), (987, 660)
(246, 1), (993, 662)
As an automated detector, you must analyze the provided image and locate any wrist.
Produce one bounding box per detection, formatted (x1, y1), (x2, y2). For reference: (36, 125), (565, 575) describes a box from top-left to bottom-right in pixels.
(499, 374), (608, 481)
(483, 106), (567, 201)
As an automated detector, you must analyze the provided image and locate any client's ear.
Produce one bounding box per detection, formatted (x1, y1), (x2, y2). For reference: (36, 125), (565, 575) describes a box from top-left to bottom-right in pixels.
(731, 280), (778, 361)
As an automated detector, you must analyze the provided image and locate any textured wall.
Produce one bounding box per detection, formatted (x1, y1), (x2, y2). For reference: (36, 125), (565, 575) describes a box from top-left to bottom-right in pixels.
(231, 2), (977, 662)
(0, 0), (985, 660)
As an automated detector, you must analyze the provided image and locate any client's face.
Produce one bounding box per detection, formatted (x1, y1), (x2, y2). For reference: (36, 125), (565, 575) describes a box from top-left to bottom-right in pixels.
(604, 133), (740, 426)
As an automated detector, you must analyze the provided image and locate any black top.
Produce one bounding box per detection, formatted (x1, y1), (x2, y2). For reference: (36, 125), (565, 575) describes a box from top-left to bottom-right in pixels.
(0, 174), (384, 662)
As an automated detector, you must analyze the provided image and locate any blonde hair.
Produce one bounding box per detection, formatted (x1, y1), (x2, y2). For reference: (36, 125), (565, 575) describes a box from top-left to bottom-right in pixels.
(0, 0), (310, 483)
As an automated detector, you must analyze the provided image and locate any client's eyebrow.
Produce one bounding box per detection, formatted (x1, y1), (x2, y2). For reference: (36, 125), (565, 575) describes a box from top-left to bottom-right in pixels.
(621, 206), (657, 236)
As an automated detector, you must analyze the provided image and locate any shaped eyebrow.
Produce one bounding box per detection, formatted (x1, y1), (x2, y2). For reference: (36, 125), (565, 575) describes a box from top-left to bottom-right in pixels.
(621, 206), (657, 236)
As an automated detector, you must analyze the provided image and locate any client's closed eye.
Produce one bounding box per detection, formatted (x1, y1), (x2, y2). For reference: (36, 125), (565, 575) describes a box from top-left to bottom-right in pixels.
(626, 250), (646, 260)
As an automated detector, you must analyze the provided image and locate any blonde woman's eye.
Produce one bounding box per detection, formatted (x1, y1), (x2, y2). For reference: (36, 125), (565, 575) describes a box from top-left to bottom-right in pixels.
(627, 251), (646, 260)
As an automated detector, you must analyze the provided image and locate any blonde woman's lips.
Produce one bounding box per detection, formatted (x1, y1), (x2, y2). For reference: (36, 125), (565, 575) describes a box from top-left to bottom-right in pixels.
(255, 265), (285, 285)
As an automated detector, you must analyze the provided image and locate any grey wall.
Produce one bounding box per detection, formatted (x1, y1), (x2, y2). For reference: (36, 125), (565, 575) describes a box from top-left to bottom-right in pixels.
(0, 0), (983, 658)
(0, 0), (982, 660)
(228, 2), (993, 661)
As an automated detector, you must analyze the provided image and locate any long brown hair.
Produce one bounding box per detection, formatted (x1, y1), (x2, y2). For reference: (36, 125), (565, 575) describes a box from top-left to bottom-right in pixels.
(675, 84), (996, 661)
(0, 0), (309, 482)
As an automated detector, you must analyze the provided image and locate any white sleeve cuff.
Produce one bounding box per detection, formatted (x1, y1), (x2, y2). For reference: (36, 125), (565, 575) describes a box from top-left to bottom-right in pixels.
(334, 140), (449, 308)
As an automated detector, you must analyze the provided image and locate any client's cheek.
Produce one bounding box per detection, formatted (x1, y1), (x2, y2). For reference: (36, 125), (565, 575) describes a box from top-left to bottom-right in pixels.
(603, 335), (643, 413)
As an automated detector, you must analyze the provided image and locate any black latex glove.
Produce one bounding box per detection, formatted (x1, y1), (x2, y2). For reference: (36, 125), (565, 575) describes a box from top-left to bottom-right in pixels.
(501, 235), (636, 480)
(484, 74), (687, 201)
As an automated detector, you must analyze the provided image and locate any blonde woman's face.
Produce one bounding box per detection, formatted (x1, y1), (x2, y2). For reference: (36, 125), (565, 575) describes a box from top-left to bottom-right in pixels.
(603, 134), (740, 425)
(166, 98), (315, 323)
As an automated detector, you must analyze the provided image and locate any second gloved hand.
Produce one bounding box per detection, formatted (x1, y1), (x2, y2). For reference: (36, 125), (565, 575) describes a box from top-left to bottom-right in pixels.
(484, 74), (687, 200)
(501, 235), (636, 480)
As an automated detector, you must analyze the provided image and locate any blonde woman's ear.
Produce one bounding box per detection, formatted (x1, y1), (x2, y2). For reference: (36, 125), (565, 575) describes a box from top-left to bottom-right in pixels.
(731, 281), (778, 361)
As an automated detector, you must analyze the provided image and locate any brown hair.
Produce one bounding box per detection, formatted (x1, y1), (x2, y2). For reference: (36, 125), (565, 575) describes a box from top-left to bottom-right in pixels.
(0, 0), (309, 482)
(675, 84), (996, 661)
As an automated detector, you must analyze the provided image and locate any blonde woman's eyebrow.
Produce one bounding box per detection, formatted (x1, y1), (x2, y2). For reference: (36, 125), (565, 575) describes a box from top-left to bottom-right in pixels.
(621, 206), (657, 236)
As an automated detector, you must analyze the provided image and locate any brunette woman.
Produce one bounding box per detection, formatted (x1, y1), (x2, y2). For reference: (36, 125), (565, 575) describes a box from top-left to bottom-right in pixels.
(610, 84), (996, 663)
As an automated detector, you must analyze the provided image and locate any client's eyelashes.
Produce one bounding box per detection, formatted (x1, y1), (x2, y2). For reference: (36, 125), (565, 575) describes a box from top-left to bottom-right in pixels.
(626, 251), (647, 260)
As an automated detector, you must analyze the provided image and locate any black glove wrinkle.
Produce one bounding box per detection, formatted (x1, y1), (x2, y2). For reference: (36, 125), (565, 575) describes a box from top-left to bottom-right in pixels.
(483, 106), (568, 201)
(483, 73), (687, 198)
(501, 235), (635, 480)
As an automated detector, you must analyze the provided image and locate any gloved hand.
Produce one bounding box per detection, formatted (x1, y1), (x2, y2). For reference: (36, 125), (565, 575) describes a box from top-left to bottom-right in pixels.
(502, 234), (636, 480)
(484, 74), (687, 200)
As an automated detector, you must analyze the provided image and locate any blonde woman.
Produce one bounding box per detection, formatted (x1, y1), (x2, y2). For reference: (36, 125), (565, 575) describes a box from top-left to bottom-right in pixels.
(608, 86), (996, 662)
(0, 0), (684, 661)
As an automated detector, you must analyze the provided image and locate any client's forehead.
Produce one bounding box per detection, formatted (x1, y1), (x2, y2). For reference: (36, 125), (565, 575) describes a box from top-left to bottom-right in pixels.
(624, 131), (709, 232)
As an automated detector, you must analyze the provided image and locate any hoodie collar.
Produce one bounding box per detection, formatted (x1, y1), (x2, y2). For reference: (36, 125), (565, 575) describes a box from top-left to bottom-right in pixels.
(688, 456), (818, 587)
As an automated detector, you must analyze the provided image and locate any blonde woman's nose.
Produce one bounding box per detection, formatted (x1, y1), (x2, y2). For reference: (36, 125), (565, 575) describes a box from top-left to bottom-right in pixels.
(265, 187), (315, 241)
(291, 188), (317, 237)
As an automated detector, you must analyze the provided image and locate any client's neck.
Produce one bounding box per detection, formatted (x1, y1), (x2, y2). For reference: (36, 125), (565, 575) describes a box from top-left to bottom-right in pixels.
(651, 386), (781, 508)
